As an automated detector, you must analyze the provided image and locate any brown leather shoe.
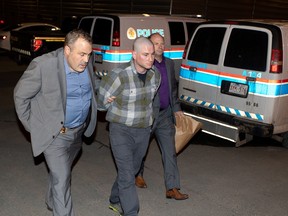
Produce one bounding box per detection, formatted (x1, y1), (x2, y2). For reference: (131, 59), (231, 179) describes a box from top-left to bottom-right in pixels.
(135, 175), (147, 188)
(166, 188), (189, 200)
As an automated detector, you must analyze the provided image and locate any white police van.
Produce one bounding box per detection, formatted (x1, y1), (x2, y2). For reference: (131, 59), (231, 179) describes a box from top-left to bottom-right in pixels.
(78, 14), (205, 79)
(179, 19), (288, 147)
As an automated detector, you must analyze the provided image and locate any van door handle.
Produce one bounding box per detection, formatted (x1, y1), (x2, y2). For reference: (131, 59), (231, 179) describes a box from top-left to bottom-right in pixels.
(189, 66), (197, 72)
(246, 77), (256, 82)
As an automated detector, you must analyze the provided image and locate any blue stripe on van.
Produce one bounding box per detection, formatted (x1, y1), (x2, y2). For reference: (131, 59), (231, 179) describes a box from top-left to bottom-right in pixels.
(164, 51), (184, 59)
(180, 66), (288, 97)
(93, 50), (184, 63)
(180, 95), (264, 121)
(107, 53), (132, 62)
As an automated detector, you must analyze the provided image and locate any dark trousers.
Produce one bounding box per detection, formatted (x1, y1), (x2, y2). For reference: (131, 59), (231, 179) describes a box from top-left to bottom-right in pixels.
(109, 122), (151, 216)
(138, 107), (180, 190)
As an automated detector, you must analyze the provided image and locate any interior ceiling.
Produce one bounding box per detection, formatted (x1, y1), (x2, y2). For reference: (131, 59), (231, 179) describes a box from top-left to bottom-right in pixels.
(1, 0), (288, 26)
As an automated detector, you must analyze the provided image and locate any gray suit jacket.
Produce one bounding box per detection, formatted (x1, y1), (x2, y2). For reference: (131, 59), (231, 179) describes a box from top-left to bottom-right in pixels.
(14, 48), (99, 156)
(152, 57), (181, 129)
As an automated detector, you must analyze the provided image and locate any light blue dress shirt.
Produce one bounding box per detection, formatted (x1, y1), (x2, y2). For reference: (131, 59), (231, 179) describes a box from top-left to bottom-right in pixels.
(64, 58), (92, 128)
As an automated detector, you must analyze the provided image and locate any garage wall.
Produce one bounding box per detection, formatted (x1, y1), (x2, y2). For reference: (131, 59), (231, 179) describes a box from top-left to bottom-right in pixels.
(1, 0), (288, 27)
(254, 0), (288, 19)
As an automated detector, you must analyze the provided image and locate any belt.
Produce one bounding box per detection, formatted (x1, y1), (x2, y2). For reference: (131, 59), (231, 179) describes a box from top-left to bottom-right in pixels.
(60, 125), (82, 134)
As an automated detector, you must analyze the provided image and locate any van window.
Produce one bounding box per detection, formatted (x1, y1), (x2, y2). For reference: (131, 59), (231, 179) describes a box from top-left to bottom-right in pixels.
(92, 18), (112, 46)
(79, 18), (94, 34)
(187, 27), (226, 64)
(168, 22), (185, 45)
(224, 29), (268, 71)
(186, 22), (200, 40)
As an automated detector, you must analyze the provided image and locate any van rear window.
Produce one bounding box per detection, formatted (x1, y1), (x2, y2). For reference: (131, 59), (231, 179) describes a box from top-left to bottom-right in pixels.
(78, 18), (94, 34)
(187, 27), (226, 64)
(168, 22), (185, 45)
(224, 28), (268, 72)
(92, 18), (112, 46)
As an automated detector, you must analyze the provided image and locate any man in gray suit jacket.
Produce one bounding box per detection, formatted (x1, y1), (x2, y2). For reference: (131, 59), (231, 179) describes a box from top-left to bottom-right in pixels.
(135, 33), (189, 200)
(14, 29), (99, 216)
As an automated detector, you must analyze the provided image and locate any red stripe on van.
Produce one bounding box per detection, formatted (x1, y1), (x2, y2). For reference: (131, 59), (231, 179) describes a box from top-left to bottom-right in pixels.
(170, 47), (184, 51)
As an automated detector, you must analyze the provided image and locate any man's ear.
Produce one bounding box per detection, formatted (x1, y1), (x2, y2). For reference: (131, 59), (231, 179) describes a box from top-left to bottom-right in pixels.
(64, 45), (70, 55)
(132, 51), (136, 60)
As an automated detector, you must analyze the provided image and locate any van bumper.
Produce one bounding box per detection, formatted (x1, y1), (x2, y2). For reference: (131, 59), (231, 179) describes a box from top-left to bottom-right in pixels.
(181, 102), (274, 144)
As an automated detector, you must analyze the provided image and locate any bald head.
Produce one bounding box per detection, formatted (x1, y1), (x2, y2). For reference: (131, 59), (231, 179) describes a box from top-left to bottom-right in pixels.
(132, 36), (155, 73)
(133, 37), (154, 52)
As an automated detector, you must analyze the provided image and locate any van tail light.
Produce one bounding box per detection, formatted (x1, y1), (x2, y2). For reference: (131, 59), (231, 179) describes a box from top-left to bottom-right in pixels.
(33, 39), (43, 52)
(270, 49), (282, 73)
(182, 39), (190, 59)
(112, 30), (120, 47)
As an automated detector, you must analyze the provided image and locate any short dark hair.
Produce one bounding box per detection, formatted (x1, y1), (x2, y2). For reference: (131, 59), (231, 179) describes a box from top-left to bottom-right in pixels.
(64, 29), (92, 47)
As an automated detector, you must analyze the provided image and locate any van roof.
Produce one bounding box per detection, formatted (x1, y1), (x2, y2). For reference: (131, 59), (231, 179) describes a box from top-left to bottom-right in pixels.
(203, 19), (288, 28)
(88, 13), (206, 22)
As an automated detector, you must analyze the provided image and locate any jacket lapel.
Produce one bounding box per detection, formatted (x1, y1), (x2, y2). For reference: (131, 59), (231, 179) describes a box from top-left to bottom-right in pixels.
(57, 49), (67, 111)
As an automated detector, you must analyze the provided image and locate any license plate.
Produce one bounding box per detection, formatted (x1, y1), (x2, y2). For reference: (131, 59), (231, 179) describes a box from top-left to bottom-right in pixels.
(95, 54), (103, 63)
(229, 82), (248, 97)
(221, 80), (249, 98)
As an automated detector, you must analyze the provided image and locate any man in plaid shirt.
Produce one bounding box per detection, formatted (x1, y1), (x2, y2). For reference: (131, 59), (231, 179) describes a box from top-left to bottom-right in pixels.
(98, 36), (161, 216)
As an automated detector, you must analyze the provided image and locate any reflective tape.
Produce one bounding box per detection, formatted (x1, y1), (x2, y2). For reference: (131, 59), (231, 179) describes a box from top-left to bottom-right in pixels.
(180, 95), (264, 121)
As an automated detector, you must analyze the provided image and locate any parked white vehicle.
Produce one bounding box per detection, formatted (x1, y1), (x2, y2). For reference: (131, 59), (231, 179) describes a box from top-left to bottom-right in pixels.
(78, 14), (206, 79)
(179, 19), (288, 147)
(0, 22), (60, 51)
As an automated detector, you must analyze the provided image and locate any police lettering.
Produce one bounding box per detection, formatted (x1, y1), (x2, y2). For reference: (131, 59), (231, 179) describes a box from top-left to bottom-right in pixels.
(136, 29), (164, 37)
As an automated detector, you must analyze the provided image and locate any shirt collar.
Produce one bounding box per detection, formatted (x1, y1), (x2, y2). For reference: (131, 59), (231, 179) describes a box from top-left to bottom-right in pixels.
(154, 55), (166, 64)
(64, 56), (74, 75)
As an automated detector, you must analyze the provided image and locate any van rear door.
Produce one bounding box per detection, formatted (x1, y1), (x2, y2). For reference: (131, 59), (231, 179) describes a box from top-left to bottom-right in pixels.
(181, 24), (228, 112)
(79, 16), (114, 76)
(217, 25), (273, 123)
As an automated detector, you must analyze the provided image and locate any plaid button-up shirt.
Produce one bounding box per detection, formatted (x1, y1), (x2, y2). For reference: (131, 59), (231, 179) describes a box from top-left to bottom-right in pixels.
(98, 60), (161, 128)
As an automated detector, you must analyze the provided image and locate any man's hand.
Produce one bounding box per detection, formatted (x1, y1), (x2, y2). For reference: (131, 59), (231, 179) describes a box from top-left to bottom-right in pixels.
(107, 96), (116, 103)
(174, 111), (184, 117)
